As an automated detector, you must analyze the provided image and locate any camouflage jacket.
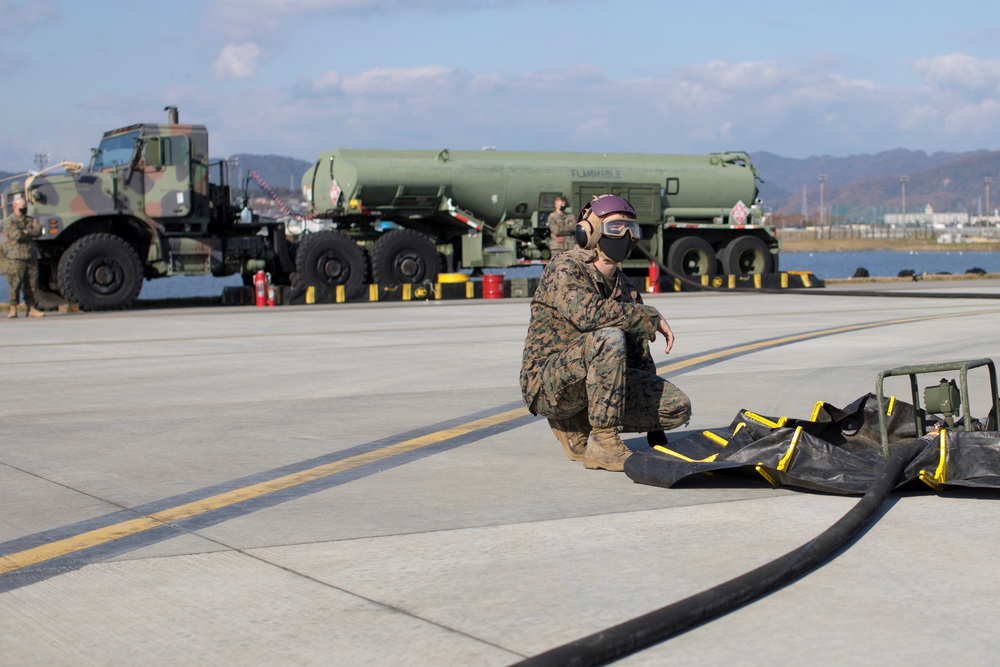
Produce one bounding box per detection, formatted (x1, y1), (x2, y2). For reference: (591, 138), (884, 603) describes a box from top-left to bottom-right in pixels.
(3, 213), (42, 261)
(547, 209), (578, 253)
(520, 246), (660, 412)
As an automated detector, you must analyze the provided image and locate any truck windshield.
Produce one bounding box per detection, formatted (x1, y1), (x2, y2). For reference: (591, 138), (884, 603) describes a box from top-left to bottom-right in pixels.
(91, 131), (140, 172)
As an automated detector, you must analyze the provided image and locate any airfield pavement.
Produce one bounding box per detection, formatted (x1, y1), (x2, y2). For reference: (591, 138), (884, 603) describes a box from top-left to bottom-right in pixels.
(3, 279), (1000, 666)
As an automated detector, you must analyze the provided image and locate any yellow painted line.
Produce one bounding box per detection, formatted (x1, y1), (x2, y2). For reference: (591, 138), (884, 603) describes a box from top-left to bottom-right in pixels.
(4, 307), (999, 577)
(0, 407), (528, 576)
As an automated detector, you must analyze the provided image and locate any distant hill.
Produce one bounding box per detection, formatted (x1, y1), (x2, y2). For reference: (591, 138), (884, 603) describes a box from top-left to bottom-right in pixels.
(752, 149), (1000, 220)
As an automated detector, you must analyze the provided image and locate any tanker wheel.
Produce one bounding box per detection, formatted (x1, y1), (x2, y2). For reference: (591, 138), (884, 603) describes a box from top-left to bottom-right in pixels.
(56, 233), (143, 311)
(370, 229), (440, 286)
(666, 236), (716, 278)
(719, 236), (774, 275)
(292, 230), (368, 300)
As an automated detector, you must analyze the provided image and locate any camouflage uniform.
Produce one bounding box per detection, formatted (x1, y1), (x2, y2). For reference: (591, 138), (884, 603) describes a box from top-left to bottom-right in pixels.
(4, 211), (43, 310)
(547, 208), (578, 255)
(520, 246), (691, 434)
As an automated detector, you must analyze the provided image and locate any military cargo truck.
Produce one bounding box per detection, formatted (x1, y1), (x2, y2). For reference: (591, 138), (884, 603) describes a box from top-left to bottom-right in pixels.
(301, 147), (779, 295)
(15, 109), (779, 310)
(18, 107), (295, 310)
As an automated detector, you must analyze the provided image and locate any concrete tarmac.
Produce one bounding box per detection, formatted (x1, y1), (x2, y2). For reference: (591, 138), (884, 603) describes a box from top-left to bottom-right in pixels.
(3, 281), (1000, 666)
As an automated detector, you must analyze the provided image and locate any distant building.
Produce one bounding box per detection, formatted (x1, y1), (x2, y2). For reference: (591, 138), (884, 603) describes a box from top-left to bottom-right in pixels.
(883, 204), (969, 228)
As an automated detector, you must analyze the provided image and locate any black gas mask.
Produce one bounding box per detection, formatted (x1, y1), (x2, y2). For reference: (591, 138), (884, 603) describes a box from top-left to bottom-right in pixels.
(595, 217), (640, 263)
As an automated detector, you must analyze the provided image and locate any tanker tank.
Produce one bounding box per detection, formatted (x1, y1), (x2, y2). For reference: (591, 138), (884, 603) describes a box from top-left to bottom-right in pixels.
(299, 148), (779, 291)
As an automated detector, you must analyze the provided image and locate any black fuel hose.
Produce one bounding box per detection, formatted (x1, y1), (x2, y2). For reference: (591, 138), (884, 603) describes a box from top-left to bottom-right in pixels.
(512, 443), (918, 667)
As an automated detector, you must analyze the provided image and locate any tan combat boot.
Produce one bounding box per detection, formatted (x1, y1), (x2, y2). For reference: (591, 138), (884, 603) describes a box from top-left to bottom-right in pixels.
(7, 307), (16, 319)
(27, 307), (44, 318)
(583, 427), (632, 472)
(547, 411), (591, 462)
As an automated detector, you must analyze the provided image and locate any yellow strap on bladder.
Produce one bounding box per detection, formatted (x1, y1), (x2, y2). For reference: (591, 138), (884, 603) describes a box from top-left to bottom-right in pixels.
(919, 429), (948, 490)
(810, 401), (825, 421)
(653, 445), (718, 463)
(886, 395), (896, 417)
(755, 463), (779, 487)
(918, 470), (943, 491)
(702, 431), (729, 447)
(744, 411), (787, 429)
(733, 422), (746, 435)
(777, 426), (804, 472)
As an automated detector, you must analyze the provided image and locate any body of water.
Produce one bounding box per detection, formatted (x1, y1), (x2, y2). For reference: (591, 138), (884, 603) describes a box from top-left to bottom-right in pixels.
(3, 250), (997, 301)
(779, 249), (1000, 280)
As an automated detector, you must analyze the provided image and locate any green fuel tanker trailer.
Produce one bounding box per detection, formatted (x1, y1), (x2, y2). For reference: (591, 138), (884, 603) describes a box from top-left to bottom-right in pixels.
(301, 148), (779, 292)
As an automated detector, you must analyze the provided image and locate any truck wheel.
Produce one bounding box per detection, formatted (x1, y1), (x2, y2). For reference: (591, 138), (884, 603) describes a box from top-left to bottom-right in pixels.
(720, 236), (773, 275)
(666, 236), (716, 278)
(293, 230), (368, 299)
(57, 233), (143, 311)
(370, 229), (440, 286)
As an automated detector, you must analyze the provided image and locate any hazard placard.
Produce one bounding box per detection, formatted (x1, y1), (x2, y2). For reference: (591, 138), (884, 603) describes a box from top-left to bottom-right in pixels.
(330, 179), (342, 205)
(730, 200), (749, 224)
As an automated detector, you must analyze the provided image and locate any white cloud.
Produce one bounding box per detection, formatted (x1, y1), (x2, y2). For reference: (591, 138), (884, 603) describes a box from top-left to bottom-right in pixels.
(913, 54), (1000, 90)
(213, 42), (263, 80)
(8, 51), (1000, 171)
(339, 66), (458, 95)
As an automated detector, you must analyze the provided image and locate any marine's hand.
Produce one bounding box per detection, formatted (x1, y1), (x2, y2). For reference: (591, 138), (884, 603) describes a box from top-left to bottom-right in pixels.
(656, 315), (674, 354)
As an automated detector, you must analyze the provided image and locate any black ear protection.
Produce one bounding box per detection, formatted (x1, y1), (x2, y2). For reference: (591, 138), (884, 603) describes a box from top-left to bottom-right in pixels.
(574, 197), (600, 249)
(574, 218), (597, 249)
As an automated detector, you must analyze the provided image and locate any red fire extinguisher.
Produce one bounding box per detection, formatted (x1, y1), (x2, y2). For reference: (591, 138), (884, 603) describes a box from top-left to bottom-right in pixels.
(648, 261), (661, 293)
(266, 273), (276, 307)
(254, 270), (266, 307)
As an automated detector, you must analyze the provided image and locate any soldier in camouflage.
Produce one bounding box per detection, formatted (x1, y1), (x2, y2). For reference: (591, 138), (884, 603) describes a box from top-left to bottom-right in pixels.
(521, 194), (690, 471)
(4, 197), (45, 318)
(546, 195), (576, 256)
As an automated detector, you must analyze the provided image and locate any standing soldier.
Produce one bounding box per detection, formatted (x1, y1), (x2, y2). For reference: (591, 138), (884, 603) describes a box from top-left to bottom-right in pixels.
(5, 196), (45, 318)
(546, 194), (576, 256)
(521, 194), (690, 471)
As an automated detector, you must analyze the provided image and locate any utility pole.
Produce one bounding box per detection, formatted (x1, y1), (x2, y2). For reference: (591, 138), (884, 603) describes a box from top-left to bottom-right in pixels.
(33, 152), (50, 171)
(818, 174), (827, 229)
(900, 176), (909, 236)
(985, 177), (993, 223)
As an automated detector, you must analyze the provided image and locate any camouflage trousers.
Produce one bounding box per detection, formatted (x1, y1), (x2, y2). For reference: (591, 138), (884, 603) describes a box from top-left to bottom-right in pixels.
(531, 327), (691, 432)
(7, 259), (40, 308)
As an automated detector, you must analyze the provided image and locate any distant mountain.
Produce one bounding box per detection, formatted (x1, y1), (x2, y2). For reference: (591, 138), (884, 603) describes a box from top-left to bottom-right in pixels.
(752, 149), (1000, 220)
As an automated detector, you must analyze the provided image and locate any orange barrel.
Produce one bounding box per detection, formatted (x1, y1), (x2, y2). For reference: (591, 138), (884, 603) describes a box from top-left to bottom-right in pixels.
(482, 274), (505, 299)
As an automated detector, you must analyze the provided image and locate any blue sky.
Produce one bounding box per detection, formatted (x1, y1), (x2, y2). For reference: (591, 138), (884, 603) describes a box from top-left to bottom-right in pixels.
(1, 0), (999, 171)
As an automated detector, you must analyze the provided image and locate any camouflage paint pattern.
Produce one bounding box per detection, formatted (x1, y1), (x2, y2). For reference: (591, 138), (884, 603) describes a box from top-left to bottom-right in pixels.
(4, 212), (42, 306)
(3, 212), (41, 260)
(7, 259), (40, 307)
(546, 208), (577, 255)
(23, 122), (214, 274)
(520, 246), (691, 431)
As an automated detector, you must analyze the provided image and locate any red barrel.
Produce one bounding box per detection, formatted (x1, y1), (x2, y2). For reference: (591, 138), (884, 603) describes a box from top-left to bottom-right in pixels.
(482, 274), (505, 299)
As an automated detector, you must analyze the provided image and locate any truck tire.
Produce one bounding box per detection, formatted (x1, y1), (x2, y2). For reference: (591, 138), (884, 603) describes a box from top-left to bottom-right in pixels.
(719, 236), (774, 275)
(666, 236), (716, 278)
(370, 229), (440, 286)
(57, 233), (143, 311)
(293, 230), (368, 300)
